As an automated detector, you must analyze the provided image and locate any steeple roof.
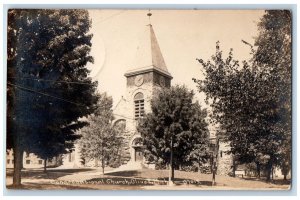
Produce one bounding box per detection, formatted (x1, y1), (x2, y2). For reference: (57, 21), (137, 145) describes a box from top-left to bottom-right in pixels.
(124, 24), (172, 79)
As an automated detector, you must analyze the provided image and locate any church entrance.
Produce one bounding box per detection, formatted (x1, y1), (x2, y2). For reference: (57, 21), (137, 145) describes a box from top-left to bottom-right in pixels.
(131, 137), (144, 162)
(134, 147), (143, 162)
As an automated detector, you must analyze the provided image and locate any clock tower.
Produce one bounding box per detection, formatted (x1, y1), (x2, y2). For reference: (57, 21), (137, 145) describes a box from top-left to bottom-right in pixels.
(124, 22), (173, 118)
(113, 12), (172, 167)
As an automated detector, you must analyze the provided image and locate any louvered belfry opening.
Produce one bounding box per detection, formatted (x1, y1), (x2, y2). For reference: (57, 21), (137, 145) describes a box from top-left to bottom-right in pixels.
(134, 92), (144, 119)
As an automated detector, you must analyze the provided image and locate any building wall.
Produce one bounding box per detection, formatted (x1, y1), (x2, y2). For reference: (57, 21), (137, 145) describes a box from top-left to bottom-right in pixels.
(114, 76), (156, 164)
(113, 71), (170, 165)
(217, 140), (233, 176)
(214, 139), (292, 178)
(6, 149), (62, 169)
(61, 144), (84, 168)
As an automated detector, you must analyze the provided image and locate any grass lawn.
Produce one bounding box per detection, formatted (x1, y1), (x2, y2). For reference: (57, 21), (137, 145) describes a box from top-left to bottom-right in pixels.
(100, 169), (291, 190)
(6, 168), (291, 190)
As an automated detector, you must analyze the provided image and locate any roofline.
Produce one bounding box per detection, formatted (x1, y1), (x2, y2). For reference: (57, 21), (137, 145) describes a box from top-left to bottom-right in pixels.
(124, 65), (173, 79)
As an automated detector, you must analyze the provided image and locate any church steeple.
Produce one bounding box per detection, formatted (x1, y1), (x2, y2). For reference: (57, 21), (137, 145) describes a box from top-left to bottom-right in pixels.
(115, 11), (173, 165)
(124, 12), (172, 79)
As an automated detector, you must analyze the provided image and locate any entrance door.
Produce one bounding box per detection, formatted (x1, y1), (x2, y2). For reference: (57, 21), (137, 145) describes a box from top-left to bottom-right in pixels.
(135, 147), (143, 162)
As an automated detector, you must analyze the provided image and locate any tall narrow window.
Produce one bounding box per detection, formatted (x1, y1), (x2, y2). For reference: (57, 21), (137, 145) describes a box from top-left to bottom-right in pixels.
(134, 92), (144, 119)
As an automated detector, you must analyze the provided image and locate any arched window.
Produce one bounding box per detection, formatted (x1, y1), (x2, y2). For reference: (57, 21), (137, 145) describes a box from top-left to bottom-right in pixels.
(132, 137), (143, 147)
(134, 92), (144, 119)
(114, 119), (126, 132)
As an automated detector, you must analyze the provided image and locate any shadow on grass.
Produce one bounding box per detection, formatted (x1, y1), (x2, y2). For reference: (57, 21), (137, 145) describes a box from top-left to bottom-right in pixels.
(272, 179), (291, 185)
(100, 170), (213, 187)
(7, 181), (145, 190)
(241, 177), (291, 185)
(6, 168), (95, 180)
(6, 182), (96, 190)
(105, 170), (142, 177)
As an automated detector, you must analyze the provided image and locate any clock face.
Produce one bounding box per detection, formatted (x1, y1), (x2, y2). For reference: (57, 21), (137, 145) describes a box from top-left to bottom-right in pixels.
(134, 75), (144, 86)
(159, 76), (165, 86)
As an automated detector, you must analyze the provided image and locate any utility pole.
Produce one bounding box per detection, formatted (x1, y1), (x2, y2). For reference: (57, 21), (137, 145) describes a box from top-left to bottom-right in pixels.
(212, 158), (217, 186)
(210, 141), (218, 186)
(168, 136), (174, 186)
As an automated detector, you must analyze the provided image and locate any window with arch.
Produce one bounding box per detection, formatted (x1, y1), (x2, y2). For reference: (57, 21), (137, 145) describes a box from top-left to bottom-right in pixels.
(132, 137), (143, 147)
(114, 119), (126, 132)
(134, 92), (144, 119)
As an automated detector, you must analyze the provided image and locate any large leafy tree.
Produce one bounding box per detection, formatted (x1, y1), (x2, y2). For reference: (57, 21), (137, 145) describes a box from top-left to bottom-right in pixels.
(79, 93), (123, 174)
(7, 9), (98, 186)
(193, 10), (291, 181)
(253, 10), (292, 180)
(137, 85), (209, 185)
(193, 44), (260, 175)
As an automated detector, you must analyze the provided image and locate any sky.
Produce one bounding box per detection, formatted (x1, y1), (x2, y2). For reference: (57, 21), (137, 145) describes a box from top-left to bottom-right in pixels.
(86, 10), (265, 108)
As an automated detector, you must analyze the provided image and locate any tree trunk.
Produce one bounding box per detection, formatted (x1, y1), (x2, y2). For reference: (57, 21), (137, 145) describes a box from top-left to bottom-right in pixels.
(212, 161), (216, 186)
(168, 137), (174, 186)
(266, 169), (271, 182)
(168, 163), (174, 185)
(283, 174), (287, 180)
(43, 158), (47, 173)
(102, 156), (105, 175)
(101, 140), (105, 175)
(21, 158), (23, 169)
(271, 167), (274, 180)
(282, 163), (288, 180)
(171, 163), (175, 180)
(266, 162), (272, 182)
(232, 158), (236, 177)
(212, 170), (216, 186)
(256, 162), (261, 179)
(13, 146), (23, 187)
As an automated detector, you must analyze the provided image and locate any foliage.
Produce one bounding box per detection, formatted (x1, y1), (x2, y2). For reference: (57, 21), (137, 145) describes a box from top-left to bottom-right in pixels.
(253, 10), (292, 179)
(7, 9), (98, 185)
(79, 93), (123, 173)
(137, 85), (209, 181)
(193, 10), (292, 181)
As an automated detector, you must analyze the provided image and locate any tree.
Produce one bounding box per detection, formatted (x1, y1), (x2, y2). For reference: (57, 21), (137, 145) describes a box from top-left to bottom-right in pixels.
(186, 103), (211, 172)
(253, 10), (292, 180)
(79, 93), (123, 174)
(7, 9), (98, 186)
(193, 44), (258, 174)
(193, 10), (291, 182)
(30, 124), (84, 173)
(137, 85), (209, 185)
(187, 143), (210, 173)
(194, 42), (290, 181)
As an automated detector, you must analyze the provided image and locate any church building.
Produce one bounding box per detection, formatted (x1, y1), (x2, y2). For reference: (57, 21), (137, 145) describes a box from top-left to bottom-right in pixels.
(61, 13), (172, 169)
(112, 21), (173, 168)
(6, 12), (291, 181)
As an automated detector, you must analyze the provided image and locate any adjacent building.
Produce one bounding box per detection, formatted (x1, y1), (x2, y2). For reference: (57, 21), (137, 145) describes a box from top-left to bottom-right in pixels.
(6, 149), (62, 169)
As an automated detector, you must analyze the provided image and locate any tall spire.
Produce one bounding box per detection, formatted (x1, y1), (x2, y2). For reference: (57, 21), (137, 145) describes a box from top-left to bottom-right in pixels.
(125, 11), (172, 78)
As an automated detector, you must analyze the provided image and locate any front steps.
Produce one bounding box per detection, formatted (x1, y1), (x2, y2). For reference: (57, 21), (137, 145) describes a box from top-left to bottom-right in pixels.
(112, 161), (145, 172)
